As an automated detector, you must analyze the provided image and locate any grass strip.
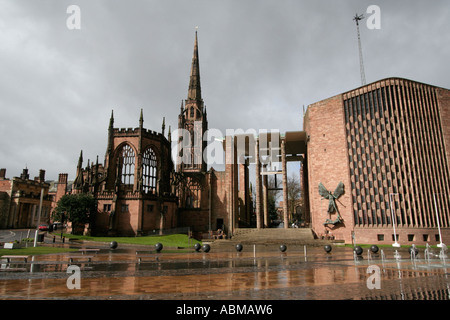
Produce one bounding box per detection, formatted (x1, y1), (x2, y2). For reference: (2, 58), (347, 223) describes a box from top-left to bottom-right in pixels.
(52, 233), (201, 248)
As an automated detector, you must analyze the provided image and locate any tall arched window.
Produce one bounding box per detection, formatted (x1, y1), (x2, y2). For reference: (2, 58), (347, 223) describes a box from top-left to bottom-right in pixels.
(118, 144), (135, 185)
(185, 177), (202, 208)
(142, 147), (157, 193)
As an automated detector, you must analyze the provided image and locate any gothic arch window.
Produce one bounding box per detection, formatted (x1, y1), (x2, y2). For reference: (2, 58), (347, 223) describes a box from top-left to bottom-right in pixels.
(142, 147), (157, 193)
(185, 177), (202, 208)
(190, 107), (194, 118)
(117, 144), (135, 185)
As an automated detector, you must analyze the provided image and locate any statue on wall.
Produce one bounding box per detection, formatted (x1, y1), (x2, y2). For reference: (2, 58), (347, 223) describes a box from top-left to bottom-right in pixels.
(319, 182), (344, 225)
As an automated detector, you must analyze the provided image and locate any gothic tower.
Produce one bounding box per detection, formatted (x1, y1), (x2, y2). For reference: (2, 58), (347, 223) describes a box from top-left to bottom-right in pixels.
(177, 31), (208, 173)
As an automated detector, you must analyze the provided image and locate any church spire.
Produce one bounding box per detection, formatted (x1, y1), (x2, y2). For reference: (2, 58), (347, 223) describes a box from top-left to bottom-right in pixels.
(177, 29), (208, 173)
(187, 30), (202, 101)
(77, 150), (83, 169)
(74, 150), (84, 191)
(161, 117), (165, 136)
(107, 110), (114, 155)
(109, 110), (114, 128)
(139, 108), (144, 128)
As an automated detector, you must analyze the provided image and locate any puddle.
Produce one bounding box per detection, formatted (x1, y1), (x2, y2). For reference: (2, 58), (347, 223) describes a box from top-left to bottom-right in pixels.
(1, 246), (450, 300)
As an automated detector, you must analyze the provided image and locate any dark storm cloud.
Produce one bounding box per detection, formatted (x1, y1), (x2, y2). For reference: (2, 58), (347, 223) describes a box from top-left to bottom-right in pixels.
(0, 0), (449, 180)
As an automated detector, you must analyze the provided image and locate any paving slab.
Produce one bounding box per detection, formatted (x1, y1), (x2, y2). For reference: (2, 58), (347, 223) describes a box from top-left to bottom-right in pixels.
(0, 243), (449, 301)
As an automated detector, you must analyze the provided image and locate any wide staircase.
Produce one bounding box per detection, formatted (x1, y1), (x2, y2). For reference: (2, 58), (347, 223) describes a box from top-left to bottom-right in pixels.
(210, 228), (330, 250)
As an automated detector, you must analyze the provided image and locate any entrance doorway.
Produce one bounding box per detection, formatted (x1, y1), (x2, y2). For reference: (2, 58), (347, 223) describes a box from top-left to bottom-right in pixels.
(216, 218), (224, 230)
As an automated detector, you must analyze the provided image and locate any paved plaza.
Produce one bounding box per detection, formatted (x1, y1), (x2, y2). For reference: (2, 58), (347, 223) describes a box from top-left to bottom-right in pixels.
(1, 240), (449, 302)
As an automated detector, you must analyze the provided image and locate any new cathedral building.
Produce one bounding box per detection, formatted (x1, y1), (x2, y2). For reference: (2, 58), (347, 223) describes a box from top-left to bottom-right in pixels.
(4, 31), (449, 246)
(304, 78), (450, 245)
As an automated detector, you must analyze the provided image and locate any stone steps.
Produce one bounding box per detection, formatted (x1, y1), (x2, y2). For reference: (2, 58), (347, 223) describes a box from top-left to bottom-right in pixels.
(210, 228), (330, 248)
(232, 228), (314, 241)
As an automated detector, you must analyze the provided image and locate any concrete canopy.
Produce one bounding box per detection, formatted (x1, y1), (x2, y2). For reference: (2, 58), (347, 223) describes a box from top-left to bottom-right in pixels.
(222, 130), (306, 164)
(284, 131), (307, 162)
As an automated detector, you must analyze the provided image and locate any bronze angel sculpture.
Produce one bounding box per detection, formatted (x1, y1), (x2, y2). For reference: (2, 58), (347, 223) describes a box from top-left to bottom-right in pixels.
(318, 182), (344, 225)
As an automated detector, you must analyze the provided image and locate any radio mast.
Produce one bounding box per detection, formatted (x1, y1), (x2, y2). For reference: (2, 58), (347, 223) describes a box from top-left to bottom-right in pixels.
(353, 13), (366, 86)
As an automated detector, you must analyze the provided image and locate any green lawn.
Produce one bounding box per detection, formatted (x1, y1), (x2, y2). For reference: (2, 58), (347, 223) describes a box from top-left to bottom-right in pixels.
(0, 246), (77, 257)
(0, 234), (200, 257)
(55, 233), (201, 248)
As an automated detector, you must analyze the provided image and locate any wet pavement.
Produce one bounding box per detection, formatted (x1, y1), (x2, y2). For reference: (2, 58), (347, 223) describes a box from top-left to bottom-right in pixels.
(1, 241), (450, 300)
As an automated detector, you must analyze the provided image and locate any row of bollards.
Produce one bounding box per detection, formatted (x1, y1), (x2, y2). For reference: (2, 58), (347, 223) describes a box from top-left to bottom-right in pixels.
(196, 243), (290, 254)
(322, 243), (448, 262)
(109, 241), (165, 252)
(233, 243), (287, 253)
(108, 239), (446, 259)
(194, 243), (211, 252)
(52, 236), (66, 243)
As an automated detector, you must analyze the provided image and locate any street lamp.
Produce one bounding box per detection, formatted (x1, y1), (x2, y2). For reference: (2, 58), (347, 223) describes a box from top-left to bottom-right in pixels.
(433, 193), (444, 248)
(390, 193), (400, 247)
(33, 188), (44, 247)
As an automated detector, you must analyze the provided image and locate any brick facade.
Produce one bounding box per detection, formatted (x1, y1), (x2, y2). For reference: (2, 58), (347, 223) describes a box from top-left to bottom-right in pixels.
(0, 168), (52, 229)
(304, 95), (353, 242)
(304, 78), (450, 245)
(70, 111), (178, 236)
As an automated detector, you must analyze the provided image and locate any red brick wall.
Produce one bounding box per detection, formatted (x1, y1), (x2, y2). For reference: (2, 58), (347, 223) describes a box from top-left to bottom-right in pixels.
(94, 202), (110, 235)
(212, 170), (231, 230)
(95, 198), (178, 236)
(438, 87), (450, 172)
(179, 170), (231, 234)
(353, 227), (450, 246)
(304, 94), (353, 243)
(304, 80), (450, 245)
(0, 180), (11, 193)
(55, 174), (68, 203)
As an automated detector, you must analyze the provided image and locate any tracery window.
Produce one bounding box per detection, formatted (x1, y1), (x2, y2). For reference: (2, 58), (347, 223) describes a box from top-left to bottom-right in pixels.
(185, 177), (202, 208)
(142, 147), (157, 193)
(118, 144), (135, 185)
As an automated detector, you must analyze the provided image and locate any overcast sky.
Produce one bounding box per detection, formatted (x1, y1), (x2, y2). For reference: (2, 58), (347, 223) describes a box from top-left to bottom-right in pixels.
(1, 0), (449, 181)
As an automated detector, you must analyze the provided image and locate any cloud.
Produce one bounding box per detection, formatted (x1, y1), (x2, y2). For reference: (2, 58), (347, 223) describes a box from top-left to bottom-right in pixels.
(0, 0), (449, 181)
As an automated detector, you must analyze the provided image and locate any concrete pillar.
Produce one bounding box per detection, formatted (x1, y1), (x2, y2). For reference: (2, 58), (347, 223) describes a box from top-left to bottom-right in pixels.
(255, 138), (262, 229)
(225, 135), (238, 235)
(263, 164), (269, 228)
(282, 139), (289, 229)
(238, 158), (251, 226)
(159, 211), (164, 235)
(137, 200), (144, 235)
(244, 159), (251, 225)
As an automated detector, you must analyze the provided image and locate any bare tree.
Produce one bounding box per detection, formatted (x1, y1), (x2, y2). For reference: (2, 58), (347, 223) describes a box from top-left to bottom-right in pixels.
(251, 173), (303, 227)
(267, 175), (281, 224)
(287, 174), (302, 224)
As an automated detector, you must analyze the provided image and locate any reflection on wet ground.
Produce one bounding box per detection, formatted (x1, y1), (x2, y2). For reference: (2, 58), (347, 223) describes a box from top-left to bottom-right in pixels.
(1, 243), (449, 300)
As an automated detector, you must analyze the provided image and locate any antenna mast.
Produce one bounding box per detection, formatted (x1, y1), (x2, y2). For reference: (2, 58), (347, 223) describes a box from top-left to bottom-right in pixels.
(353, 13), (366, 86)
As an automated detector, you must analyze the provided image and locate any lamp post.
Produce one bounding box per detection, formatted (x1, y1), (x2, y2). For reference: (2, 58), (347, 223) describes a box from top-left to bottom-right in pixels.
(433, 193), (444, 248)
(390, 193), (400, 247)
(33, 188), (44, 247)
